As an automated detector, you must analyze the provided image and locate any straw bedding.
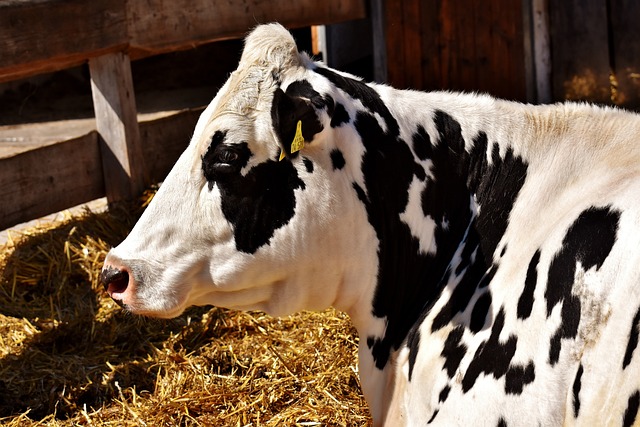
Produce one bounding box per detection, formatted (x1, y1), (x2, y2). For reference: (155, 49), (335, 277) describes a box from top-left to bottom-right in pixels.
(0, 190), (371, 426)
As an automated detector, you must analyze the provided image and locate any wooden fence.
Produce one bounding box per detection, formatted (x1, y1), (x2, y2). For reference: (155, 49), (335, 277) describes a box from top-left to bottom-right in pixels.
(3, 0), (639, 231)
(0, 0), (366, 231)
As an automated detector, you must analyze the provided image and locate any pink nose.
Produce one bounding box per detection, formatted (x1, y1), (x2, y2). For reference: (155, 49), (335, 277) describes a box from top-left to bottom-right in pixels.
(100, 265), (130, 305)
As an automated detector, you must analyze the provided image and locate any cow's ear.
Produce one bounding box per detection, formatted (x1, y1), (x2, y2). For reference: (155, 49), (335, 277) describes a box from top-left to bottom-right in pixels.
(271, 87), (325, 160)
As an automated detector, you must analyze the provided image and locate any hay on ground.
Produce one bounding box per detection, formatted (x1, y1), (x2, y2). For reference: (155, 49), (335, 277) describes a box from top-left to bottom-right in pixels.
(0, 190), (371, 426)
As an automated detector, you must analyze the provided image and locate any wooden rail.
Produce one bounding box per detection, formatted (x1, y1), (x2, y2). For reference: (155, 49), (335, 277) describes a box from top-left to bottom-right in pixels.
(0, 0), (366, 83)
(0, 109), (202, 231)
(0, 0), (367, 231)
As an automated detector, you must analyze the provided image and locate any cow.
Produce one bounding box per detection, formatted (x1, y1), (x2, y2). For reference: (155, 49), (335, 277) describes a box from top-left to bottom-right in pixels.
(101, 23), (640, 426)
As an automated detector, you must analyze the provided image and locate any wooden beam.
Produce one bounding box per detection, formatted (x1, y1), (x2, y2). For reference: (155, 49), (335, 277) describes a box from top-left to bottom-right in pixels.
(126, 0), (367, 58)
(89, 52), (147, 203)
(0, 132), (104, 231)
(139, 109), (201, 182)
(0, 109), (203, 231)
(403, 0), (425, 89)
(0, 0), (366, 83)
(0, 0), (128, 83)
(419, 0), (479, 92)
(472, 0), (526, 101)
(384, 0), (408, 88)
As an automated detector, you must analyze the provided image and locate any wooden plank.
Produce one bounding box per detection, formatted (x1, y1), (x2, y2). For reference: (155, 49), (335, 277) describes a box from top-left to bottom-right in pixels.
(0, 0), (365, 83)
(447, 0), (477, 92)
(89, 52), (147, 203)
(522, 0), (536, 102)
(548, 0), (610, 103)
(609, 0), (640, 109)
(0, 108), (203, 230)
(401, 0), (423, 89)
(418, 0), (441, 90)
(0, 132), (104, 231)
(419, 0), (478, 93)
(0, 0), (127, 83)
(127, 0), (367, 58)
(472, 0), (526, 101)
(139, 109), (202, 183)
(384, 0), (407, 87)
(417, 0), (526, 99)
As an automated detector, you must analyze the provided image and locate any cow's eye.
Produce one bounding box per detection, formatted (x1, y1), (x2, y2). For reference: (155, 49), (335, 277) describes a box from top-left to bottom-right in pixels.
(217, 150), (239, 164)
(202, 141), (250, 182)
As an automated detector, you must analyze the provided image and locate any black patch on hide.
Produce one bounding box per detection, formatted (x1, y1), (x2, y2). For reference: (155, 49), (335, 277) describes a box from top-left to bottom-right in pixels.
(623, 305), (640, 369)
(302, 157), (314, 173)
(624, 390), (640, 427)
(331, 102), (350, 128)
(412, 125), (431, 161)
(462, 309), (517, 393)
(546, 206), (619, 365)
(330, 149), (346, 170)
(505, 361), (535, 394)
(517, 250), (540, 320)
(202, 131), (305, 253)
(572, 364), (584, 418)
(430, 117), (527, 331)
(441, 326), (467, 378)
(439, 385), (451, 403)
(470, 292), (492, 333)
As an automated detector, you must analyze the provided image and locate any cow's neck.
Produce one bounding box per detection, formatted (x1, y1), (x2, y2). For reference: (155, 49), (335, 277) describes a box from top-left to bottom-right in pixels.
(349, 104), (528, 375)
(313, 69), (529, 413)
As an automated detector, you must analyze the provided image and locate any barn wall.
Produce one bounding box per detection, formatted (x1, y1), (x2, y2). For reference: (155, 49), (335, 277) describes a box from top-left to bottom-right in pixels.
(550, 0), (640, 109)
(381, 0), (528, 101)
(378, 0), (640, 109)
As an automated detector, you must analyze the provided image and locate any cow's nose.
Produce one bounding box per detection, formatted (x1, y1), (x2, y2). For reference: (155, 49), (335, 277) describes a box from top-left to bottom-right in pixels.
(100, 266), (130, 300)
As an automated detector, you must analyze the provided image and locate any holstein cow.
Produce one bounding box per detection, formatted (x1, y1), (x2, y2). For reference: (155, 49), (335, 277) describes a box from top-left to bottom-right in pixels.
(101, 24), (640, 426)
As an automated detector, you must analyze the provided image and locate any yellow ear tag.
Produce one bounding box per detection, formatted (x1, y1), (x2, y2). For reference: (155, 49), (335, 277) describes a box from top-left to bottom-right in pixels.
(291, 120), (305, 153)
(279, 120), (305, 161)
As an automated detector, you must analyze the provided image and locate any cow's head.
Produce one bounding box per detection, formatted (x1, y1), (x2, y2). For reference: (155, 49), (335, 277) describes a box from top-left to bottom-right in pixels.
(101, 24), (379, 321)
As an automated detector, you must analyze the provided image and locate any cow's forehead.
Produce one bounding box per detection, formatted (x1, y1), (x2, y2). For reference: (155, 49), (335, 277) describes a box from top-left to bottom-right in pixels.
(195, 68), (332, 166)
(195, 85), (274, 158)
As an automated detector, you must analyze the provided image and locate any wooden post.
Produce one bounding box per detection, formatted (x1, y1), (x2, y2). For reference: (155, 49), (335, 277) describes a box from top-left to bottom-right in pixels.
(525, 0), (552, 104)
(89, 52), (147, 203)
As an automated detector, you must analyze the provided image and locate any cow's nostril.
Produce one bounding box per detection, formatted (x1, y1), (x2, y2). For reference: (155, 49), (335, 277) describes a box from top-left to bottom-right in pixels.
(100, 267), (129, 295)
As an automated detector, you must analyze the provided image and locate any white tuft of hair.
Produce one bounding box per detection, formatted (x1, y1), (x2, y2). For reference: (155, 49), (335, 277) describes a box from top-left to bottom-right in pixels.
(239, 23), (301, 70)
